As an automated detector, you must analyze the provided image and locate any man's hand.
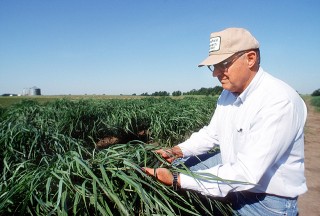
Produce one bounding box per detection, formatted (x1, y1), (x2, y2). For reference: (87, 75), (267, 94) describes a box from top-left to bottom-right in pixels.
(155, 146), (183, 163)
(143, 167), (180, 187)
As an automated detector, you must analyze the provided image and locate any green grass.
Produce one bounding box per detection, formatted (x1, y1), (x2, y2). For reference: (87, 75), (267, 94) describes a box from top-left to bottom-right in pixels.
(0, 96), (232, 215)
(302, 95), (320, 112)
(0, 96), (55, 107)
(0, 95), (217, 108)
(0, 95), (149, 108)
(310, 96), (320, 111)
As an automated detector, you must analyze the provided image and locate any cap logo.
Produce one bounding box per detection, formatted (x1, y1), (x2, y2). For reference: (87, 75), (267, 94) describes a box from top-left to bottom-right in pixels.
(209, 36), (221, 52)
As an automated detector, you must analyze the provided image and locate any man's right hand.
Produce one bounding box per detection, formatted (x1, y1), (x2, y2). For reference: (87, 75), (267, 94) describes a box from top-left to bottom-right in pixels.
(155, 146), (183, 163)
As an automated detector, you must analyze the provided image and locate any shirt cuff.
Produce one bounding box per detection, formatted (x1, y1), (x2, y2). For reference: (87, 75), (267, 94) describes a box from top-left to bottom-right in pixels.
(179, 166), (226, 197)
(178, 142), (195, 157)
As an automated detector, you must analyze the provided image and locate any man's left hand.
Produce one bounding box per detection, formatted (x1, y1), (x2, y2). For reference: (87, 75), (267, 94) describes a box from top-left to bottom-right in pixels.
(143, 167), (174, 186)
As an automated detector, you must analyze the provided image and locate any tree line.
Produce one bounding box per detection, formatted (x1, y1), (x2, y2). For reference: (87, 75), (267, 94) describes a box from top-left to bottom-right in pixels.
(138, 87), (320, 97)
(139, 86), (223, 97)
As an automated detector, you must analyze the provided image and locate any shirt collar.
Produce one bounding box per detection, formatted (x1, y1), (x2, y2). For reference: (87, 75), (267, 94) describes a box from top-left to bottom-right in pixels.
(234, 67), (264, 105)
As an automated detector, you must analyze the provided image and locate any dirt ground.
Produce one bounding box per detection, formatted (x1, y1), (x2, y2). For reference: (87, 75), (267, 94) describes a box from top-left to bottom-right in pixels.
(298, 98), (320, 215)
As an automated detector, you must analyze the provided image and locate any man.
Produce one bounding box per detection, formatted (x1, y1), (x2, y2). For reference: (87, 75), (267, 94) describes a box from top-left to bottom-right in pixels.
(144, 27), (307, 215)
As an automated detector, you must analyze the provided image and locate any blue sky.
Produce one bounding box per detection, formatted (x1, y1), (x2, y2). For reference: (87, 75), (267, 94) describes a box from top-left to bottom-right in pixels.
(0, 0), (319, 95)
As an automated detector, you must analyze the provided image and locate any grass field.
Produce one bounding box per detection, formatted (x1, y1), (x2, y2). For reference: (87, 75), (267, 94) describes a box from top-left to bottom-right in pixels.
(0, 95), (233, 215)
(0, 95), (212, 108)
(2, 94), (317, 108)
(1, 94), (316, 215)
(0, 95), (150, 108)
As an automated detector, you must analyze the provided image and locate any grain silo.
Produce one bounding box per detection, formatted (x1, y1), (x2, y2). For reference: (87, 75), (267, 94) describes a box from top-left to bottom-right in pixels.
(22, 86), (41, 96)
(31, 86), (41, 96)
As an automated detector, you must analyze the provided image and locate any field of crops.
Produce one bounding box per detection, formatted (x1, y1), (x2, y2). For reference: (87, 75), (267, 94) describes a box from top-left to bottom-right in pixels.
(0, 96), (233, 215)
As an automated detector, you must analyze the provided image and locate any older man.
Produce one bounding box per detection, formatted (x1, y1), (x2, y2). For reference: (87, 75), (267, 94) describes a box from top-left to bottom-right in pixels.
(144, 27), (307, 215)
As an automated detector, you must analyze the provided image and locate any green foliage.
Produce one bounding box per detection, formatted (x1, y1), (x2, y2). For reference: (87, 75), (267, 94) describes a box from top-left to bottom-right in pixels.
(0, 96), (59, 108)
(172, 91), (182, 96)
(183, 86), (223, 96)
(0, 97), (233, 215)
(311, 96), (320, 111)
(137, 86), (223, 96)
(151, 91), (170, 96)
(311, 88), (320, 96)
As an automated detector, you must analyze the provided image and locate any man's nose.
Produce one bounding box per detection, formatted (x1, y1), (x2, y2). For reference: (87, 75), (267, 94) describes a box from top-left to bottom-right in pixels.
(213, 68), (222, 77)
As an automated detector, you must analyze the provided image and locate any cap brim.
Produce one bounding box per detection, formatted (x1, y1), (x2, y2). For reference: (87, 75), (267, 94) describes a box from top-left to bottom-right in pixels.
(198, 53), (234, 67)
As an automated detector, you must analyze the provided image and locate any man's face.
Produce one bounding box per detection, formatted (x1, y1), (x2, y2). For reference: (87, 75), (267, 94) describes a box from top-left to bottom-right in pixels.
(212, 51), (256, 94)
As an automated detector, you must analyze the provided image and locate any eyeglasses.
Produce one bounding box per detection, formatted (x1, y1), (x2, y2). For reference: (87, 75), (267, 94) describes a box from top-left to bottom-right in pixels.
(207, 51), (247, 72)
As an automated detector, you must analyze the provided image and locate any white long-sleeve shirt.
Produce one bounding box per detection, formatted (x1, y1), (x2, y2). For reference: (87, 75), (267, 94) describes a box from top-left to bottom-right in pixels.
(178, 68), (307, 198)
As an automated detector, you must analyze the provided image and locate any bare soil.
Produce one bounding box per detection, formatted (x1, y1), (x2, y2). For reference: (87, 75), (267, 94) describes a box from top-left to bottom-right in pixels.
(298, 98), (320, 215)
(95, 130), (151, 149)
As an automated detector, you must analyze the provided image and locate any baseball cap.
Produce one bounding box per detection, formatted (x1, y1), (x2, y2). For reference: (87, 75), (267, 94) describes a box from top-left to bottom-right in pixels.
(198, 27), (260, 67)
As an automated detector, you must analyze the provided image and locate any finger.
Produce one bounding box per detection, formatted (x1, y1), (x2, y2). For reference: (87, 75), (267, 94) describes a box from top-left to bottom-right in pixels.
(155, 149), (168, 158)
(143, 167), (155, 177)
(155, 149), (175, 163)
(167, 158), (175, 163)
(155, 149), (164, 154)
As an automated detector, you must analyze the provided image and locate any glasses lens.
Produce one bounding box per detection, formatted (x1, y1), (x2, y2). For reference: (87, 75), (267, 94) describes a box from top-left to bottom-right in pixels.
(208, 51), (246, 72)
(208, 63), (224, 72)
(215, 63), (226, 71)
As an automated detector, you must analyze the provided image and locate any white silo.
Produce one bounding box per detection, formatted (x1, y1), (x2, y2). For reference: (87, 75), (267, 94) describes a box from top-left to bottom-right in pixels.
(31, 86), (41, 96)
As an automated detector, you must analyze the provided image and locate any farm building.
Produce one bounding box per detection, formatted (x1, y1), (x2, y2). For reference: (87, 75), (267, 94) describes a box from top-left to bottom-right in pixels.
(22, 86), (41, 96)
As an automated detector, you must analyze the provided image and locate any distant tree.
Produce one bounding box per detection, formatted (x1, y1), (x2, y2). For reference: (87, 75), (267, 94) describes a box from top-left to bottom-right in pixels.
(311, 89), (320, 96)
(151, 91), (170, 96)
(138, 87), (222, 97)
(212, 86), (223, 95)
(182, 86), (223, 96)
(172, 91), (182, 96)
(183, 89), (197, 96)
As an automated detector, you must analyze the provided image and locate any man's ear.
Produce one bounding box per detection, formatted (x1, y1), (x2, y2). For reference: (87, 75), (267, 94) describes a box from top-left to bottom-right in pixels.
(246, 51), (257, 69)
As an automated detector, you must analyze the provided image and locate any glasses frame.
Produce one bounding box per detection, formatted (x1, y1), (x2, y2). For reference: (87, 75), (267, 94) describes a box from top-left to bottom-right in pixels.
(207, 50), (247, 72)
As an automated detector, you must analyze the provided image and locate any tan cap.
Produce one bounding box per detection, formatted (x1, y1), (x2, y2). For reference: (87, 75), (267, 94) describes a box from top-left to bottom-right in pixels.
(198, 27), (260, 67)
